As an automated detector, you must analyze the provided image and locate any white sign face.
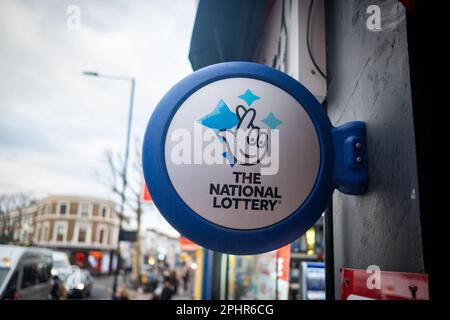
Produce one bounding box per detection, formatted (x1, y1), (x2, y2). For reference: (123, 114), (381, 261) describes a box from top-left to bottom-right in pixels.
(164, 78), (320, 230)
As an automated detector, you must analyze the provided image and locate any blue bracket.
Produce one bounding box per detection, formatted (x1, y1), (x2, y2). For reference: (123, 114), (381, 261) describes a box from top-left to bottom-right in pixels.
(332, 121), (368, 195)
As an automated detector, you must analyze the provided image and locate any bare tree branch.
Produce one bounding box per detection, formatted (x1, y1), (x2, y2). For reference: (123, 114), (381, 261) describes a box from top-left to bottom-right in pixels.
(0, 193), (33, 242)
(97, 138), (144, 220)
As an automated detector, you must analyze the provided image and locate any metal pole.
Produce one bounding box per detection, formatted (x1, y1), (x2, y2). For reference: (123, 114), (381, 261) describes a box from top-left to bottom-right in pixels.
(324, 198), (335, 300)
(224, 254), (229, 300)
(320, 94), (334, 300)
(111, 78), (135, 299)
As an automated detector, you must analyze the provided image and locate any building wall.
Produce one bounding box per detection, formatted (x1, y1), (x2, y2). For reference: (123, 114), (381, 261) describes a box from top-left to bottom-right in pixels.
(325, 0), (424, 298)
(253, 0), (327, 100)
(35, 196), (119, 249)
(6, 195), (120, 252)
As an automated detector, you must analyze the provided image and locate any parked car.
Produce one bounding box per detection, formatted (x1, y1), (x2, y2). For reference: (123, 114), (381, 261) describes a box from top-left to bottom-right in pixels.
(0, 245), (53, 300)
(63, 266), (93, 298)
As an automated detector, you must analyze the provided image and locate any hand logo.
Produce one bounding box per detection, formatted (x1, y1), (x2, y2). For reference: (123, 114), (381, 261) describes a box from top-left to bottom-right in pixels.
(217, 105), (268, 165)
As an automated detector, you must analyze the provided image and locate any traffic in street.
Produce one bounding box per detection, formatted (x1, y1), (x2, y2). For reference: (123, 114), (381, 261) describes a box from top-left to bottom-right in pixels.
(0, 244), (194, 300)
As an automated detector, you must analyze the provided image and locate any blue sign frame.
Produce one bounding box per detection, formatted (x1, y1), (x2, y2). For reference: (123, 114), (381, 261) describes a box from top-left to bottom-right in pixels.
(142, 62), (367, 255)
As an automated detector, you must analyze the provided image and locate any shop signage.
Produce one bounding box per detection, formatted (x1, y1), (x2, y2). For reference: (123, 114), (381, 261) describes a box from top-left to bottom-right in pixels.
(141, 181), (153, 203)
(341, 268), (429, 300)
(142, 62), (368, 254)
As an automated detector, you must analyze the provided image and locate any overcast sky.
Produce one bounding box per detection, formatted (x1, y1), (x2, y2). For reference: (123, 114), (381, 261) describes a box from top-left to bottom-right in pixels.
(0, 0), (197, 236)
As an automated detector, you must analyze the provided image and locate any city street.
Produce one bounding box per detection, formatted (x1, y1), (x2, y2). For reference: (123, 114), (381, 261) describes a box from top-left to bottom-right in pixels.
(86, 275), (114, 300)
(84, 275), (191, 300)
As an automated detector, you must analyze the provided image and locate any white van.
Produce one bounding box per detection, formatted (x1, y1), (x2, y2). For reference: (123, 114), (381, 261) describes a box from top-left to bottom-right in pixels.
(0, 245), (53, 300)
(51, 251), (71, 277)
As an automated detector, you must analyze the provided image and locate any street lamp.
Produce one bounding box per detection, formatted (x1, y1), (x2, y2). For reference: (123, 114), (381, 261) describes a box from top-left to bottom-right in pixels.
(83, 70), (135, 299)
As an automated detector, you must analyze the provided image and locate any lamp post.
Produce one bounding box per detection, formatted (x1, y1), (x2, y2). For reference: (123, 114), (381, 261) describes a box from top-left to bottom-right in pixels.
(83, 71), (135, 299)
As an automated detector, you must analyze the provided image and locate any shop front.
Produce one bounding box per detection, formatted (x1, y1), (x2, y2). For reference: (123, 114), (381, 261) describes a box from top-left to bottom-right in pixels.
(65, 248), (115, 275)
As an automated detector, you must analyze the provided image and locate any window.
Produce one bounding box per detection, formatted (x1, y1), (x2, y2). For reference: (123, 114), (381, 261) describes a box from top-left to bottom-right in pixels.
(78, 226), (87, 242)
(21, 264), (39, 289)
(37, 260), (51, 283)
(80, 203), (89, 217)
(101, 206), (108, 218)
(0, 268), (12, 289)
(46, 205), (52, 214)
(34, 224), (41, 243)
(75, 223), (90, 244)
(99, 229), (104, 244)
(3, 270), (18, 299)
(42, 224), (49, 242)
(97, 225), (108, 245)
(55, 224), (66, 242)
(59, 203), (67, 215)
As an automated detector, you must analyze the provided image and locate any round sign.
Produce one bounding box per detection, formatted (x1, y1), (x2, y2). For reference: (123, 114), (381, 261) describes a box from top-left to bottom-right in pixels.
(143, 62), (335, 255)
(166, 77), (321, 230)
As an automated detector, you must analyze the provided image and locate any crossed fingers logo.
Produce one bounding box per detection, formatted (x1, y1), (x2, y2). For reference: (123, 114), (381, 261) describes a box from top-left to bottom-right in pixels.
(217, 105), (268, 165)
(198, 89), (283, 168)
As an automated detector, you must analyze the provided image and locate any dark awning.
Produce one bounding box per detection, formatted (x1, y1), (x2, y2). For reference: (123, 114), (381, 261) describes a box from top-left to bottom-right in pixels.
(189, 0), (272, 71)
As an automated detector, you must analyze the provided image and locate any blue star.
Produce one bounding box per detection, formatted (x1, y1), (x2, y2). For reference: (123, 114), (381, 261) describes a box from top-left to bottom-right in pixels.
(198, 99), (239, 130)
(238, 89), (260, 106)
(261, 112), (283, 129)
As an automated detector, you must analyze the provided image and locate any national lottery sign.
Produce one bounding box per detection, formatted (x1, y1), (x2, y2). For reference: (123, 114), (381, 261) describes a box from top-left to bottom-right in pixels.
(142, 62), (368, 254)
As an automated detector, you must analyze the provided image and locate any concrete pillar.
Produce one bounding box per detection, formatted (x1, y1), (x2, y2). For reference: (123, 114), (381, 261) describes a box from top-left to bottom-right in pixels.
(325, 0), (425, 299)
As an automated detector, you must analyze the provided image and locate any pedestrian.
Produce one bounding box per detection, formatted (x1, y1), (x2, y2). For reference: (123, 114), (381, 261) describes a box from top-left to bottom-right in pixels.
(160, 278), (174, 300)
(50, 275), (67, 300)
(113, 283), (129, 300)
(183, 266), (190, 293)
(169, 269), (179, 295)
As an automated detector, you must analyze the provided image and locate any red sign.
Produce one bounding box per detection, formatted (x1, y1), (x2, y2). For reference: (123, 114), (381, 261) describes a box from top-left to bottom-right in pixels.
(276, 245), (291, 282)
(276, 245), (291, 300)
(141, 181), (152, 203)
(179, 237), (200, 251)
(341, 268), (429, 300)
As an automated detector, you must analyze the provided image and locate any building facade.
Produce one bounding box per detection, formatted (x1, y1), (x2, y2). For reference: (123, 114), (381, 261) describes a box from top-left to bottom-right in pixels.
(141, 228), (180, 268)
(4, 195), (120, 274)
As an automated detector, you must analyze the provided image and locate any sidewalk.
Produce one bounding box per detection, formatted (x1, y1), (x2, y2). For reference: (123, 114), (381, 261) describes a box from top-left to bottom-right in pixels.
(172, 293), (192, 300)
(128, 288), (192, 300)
(120, 274), (193, 300)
